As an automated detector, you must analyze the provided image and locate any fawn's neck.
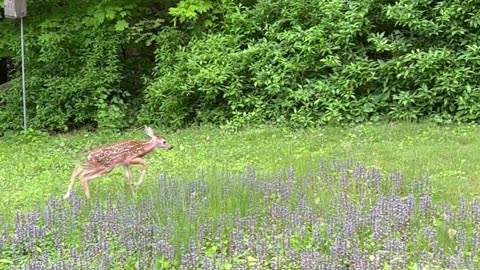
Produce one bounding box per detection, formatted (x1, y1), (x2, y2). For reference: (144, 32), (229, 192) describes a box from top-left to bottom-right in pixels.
(140, 139), (157, 153)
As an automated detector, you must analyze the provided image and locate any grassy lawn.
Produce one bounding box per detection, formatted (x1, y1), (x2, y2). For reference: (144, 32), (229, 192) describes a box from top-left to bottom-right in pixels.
(1, 122), (480, 268)
(1, 122), (478, 218)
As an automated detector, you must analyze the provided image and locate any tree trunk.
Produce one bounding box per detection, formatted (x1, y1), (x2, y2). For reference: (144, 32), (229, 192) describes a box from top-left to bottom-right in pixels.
(0, 81), (12, 91)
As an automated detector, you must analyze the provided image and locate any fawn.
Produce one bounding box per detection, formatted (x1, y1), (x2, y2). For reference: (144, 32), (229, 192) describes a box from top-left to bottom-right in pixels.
(63, 127), (173, 200)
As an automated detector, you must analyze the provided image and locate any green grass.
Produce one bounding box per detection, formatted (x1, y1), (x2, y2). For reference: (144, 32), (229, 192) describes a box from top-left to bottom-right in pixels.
(1, 122), (480, 220)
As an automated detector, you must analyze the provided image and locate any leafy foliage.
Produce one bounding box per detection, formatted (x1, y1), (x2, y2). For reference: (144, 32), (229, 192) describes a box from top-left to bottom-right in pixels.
(1, 0), (480, 132)
(140, 0), (480, 129)
(0, 0), (155, 132)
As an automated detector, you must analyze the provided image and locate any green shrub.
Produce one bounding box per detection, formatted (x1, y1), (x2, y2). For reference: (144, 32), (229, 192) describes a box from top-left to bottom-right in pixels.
(0, 1), (141, 132)
(140, 0), (480, 129)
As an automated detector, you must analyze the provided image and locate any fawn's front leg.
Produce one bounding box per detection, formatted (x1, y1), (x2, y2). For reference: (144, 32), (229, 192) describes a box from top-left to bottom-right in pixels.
(63, 165), (84, 200)
(122, 165), (135, 193)
(128, 158), (147, 186)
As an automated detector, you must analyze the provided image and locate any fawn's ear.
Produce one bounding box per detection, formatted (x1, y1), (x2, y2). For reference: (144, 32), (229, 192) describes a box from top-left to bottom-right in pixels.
(145, 126), (155, 138)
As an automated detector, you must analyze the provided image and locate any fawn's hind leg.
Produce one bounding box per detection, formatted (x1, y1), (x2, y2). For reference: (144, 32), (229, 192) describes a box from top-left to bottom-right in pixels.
(63, 165), (84, 200)
(81, 166), (114, 199)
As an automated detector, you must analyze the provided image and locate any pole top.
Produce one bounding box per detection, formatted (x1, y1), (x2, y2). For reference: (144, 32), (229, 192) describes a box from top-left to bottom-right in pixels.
(4, 0), (27, 19)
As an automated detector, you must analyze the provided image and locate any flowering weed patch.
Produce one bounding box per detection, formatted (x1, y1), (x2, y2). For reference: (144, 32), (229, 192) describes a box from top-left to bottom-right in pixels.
(1, 162), (479, 269)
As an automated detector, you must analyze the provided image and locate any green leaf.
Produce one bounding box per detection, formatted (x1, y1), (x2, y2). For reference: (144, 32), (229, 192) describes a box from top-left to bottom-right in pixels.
(114, 20), (129, 31)
(448, 228), (457, 239)
(0, 259), (13, 265)
(105, 7), (116, 19)
(408, 263), (419, 270)
(204, 19), (213, 28)
(94, 11), (105, 25)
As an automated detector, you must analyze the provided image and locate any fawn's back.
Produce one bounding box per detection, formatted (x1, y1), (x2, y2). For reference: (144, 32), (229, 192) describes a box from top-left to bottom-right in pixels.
(87, 140), (153, 168)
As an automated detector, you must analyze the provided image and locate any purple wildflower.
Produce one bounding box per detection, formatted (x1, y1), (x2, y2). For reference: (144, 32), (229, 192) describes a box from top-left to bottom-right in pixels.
(393, 171), (404, 193)
(331, 234), (347, 260)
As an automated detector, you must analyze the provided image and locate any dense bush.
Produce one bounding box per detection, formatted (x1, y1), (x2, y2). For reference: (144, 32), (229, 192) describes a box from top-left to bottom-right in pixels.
(1, 0), (480, 132)
(140, 0), (480, 129)
(0, 0), (159, 132)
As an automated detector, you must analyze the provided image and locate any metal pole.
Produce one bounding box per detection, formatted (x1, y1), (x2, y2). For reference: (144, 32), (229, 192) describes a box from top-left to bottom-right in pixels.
(20, 16), (26, 131)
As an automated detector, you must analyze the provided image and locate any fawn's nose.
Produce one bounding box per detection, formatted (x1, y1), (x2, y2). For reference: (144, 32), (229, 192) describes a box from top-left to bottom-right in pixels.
(168, 145), (173, 150)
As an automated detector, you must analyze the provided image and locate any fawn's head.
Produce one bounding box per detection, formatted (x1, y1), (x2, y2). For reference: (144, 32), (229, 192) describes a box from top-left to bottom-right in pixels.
(146, 126), (173, 151)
